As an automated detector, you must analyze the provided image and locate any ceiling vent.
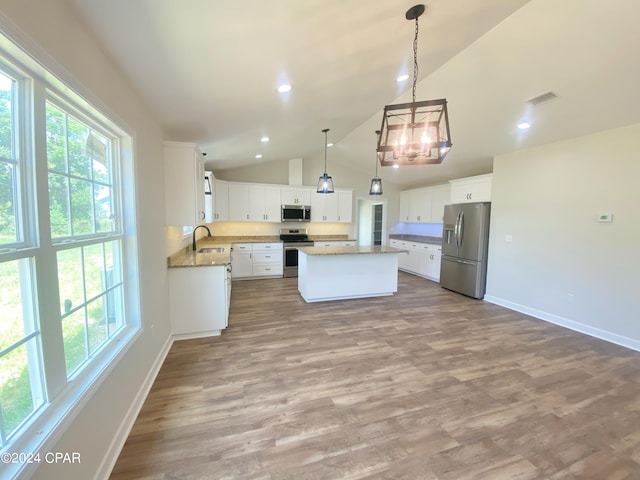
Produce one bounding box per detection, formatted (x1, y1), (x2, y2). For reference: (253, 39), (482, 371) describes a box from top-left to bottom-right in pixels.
(527, 91), (558, 106)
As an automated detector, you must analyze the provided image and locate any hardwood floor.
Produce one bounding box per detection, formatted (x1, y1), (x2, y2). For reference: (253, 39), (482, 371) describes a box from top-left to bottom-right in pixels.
(110, 272), (640, 479)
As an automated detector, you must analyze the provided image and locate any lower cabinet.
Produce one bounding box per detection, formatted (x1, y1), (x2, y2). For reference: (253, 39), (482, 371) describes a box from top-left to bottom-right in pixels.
(390, 239), (442, 282)
(231, 242), (283, 279)
(168, 264), (231, 339)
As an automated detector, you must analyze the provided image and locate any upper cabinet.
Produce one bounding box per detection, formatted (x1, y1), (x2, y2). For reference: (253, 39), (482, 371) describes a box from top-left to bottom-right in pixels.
(311, 189), (353, 223)
(213, 179), (229, 222)
(164, 141), (205, 226)
(228, 183), (281, 222)
(281, 186), (313, 206)
(398, 184), (450, 224)
(249, 184), (281, 222)
(449, 174), (493, 204)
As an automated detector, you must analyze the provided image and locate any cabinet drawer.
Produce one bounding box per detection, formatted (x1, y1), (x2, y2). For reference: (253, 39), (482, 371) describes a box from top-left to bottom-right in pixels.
(253, 264), (283, 276)
(233, 243), (253, 251)
(253, 242), (282, 252)
(253, 252), (282, 263)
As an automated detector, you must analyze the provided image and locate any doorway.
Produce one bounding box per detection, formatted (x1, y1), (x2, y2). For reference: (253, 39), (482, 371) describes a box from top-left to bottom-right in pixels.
(357, 197), (387, 246)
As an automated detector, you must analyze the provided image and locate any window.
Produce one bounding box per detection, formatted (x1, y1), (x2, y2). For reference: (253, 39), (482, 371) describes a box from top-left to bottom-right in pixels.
(46, 101), (125, 377)
(0, 28), (139, 467)
(0, 69), (45, 446)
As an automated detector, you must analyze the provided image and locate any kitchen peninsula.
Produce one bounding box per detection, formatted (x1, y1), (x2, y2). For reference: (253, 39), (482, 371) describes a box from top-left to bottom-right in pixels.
(297, 245), (406, 302)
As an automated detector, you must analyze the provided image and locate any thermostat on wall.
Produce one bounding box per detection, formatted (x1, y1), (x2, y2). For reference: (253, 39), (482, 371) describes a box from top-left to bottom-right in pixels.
(597, 212), (613, 223)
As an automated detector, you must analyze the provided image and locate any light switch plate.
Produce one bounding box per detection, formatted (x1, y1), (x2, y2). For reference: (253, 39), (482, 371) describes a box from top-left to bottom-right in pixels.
(597, 212), (613, 223)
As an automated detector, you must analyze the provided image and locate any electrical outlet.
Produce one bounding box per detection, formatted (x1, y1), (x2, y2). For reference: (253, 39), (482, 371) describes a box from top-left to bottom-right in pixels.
(505, 234), (513, 243)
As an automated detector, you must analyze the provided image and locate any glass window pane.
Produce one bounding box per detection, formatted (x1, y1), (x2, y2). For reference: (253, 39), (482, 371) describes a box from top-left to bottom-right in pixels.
(0, 342), (39, 437)
(88, 131), (110, 184)
(95, 184), (113, 233)
(70, 177), (93, 235)
(0, 72), (14, 159)
(57, 248), (84, 316)
(87, 296), (107, 354)
(0, 161), (17, 244)
(62, 308), (87, 376)
(107, 284), (124, 335)
(45, 103), (67, 173)
(0, 260), (26, 351)
(48, 172), (70, 238)
(67, 117), (91, 179)
(83, 243), (104, 301)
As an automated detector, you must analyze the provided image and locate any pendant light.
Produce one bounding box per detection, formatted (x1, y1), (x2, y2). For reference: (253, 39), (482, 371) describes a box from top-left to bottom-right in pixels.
(376, 4), (452, 166)
(316, 128), (334, 194)
(369, 130), (383, 195)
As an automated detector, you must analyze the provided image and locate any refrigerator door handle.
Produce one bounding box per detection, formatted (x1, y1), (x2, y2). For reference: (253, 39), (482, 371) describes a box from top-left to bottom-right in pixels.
(454, 210), (464, 248)
(458, 210), (464, 248)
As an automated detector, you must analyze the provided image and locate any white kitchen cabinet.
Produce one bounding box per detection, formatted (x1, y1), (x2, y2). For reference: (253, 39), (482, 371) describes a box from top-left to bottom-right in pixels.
(311, 189), (352, 223)
(228, 183), (250, 221)
(231, 243), (253, 278)
(164, 141), (206, 226)
(399, 191), (411, 222)
(168, 264), (231, 339)
(231, 242), (283, 279)
(252, 242), (283, 277)
(449, 174), (492, 203)
(390, 238), (441, 282)
(249, 184), (281, 222)
(429, 184), (450, 223)
(337, 190), (353, 223)
(281, 187), (313, 206)
(398, 184), (449, 224)
(213, 179), (229, 221)
(228, 183), (280, 222)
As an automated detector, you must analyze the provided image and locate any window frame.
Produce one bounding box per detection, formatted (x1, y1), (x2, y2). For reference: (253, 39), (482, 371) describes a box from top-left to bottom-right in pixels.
(0, 23), (142, 479)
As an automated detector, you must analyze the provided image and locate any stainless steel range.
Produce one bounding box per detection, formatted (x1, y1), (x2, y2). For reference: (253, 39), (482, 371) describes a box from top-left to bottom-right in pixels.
(280, 228), (314, 278)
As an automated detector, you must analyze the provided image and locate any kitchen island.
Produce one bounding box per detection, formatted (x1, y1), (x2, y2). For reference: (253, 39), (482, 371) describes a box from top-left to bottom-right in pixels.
(297, 245), (406, 302)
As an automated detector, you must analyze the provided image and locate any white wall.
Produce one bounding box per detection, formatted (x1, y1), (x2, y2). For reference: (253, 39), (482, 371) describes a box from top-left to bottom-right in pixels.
(486, 124), (640, 349)
(0, 1), (172, 478)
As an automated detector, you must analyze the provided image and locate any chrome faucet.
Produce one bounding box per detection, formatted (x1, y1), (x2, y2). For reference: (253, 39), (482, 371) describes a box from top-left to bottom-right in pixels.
(192, 225), (212, 251)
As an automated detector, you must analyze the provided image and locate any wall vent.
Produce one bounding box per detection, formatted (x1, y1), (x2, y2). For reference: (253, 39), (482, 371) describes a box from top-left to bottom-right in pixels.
(527, 91), (558, 106)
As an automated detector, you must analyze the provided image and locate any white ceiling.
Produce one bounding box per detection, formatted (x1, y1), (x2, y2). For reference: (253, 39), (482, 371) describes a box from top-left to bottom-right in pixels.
(66, 0), (640, 188)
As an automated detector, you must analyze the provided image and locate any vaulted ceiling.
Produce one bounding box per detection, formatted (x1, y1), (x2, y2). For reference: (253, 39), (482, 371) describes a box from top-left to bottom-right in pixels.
(66, 0), (640, 187)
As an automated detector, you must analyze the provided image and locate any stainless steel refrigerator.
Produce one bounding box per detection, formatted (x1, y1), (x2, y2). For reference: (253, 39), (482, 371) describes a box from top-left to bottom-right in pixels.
(440, 202), (491, 299)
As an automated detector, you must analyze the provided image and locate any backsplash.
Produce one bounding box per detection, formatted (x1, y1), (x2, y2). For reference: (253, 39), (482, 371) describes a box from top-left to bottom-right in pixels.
(389, 222), (443, 238)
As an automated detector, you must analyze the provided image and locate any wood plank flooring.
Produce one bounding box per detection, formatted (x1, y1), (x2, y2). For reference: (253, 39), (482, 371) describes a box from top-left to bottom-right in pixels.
(110, 272), (640, 479)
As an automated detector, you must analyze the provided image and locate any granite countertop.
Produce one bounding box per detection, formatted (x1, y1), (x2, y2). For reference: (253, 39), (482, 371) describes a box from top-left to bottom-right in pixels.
(167, 240), (233, 268)
(389, 234), (442, 245)
(298, 245), (407, 256)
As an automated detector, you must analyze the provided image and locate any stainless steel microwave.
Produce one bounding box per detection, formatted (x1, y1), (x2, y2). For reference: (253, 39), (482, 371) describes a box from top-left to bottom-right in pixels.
(281, 204), (311, 222)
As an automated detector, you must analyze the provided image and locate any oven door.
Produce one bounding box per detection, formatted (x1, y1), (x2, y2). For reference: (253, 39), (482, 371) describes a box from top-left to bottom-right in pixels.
(283, 244), (300, 277)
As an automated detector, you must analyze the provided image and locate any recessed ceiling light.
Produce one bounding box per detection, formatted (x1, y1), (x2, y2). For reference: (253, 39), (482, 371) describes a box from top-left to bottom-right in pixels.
(255, 154), (263, 159)
(518, 122), (531, 130)
(393, 164), (399, 169)
(396, 74), (410, 82)
(277, 84), (292, 93)
(326, 142), (334, 148)
(260, 136), (270, 143)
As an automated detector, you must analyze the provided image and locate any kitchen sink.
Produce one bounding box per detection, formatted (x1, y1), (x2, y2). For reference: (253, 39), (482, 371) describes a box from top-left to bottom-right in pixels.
(197, 247), (225, 253)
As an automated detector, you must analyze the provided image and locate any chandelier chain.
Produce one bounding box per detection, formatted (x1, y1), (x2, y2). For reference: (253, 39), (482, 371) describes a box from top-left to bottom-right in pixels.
(412, 16), (419, 103)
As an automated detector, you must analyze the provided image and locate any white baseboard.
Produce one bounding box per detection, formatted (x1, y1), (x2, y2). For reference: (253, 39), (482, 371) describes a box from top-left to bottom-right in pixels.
(484, 295), (640, 352)
(95, 334), (174, 480)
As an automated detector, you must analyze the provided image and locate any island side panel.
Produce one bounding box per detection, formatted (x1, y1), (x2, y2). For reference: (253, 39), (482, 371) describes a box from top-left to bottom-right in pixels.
(298, 251), (399, 302)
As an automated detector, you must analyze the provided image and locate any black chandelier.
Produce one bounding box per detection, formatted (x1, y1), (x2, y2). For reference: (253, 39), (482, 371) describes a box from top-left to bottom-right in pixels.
(376, 4), (452, 167)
